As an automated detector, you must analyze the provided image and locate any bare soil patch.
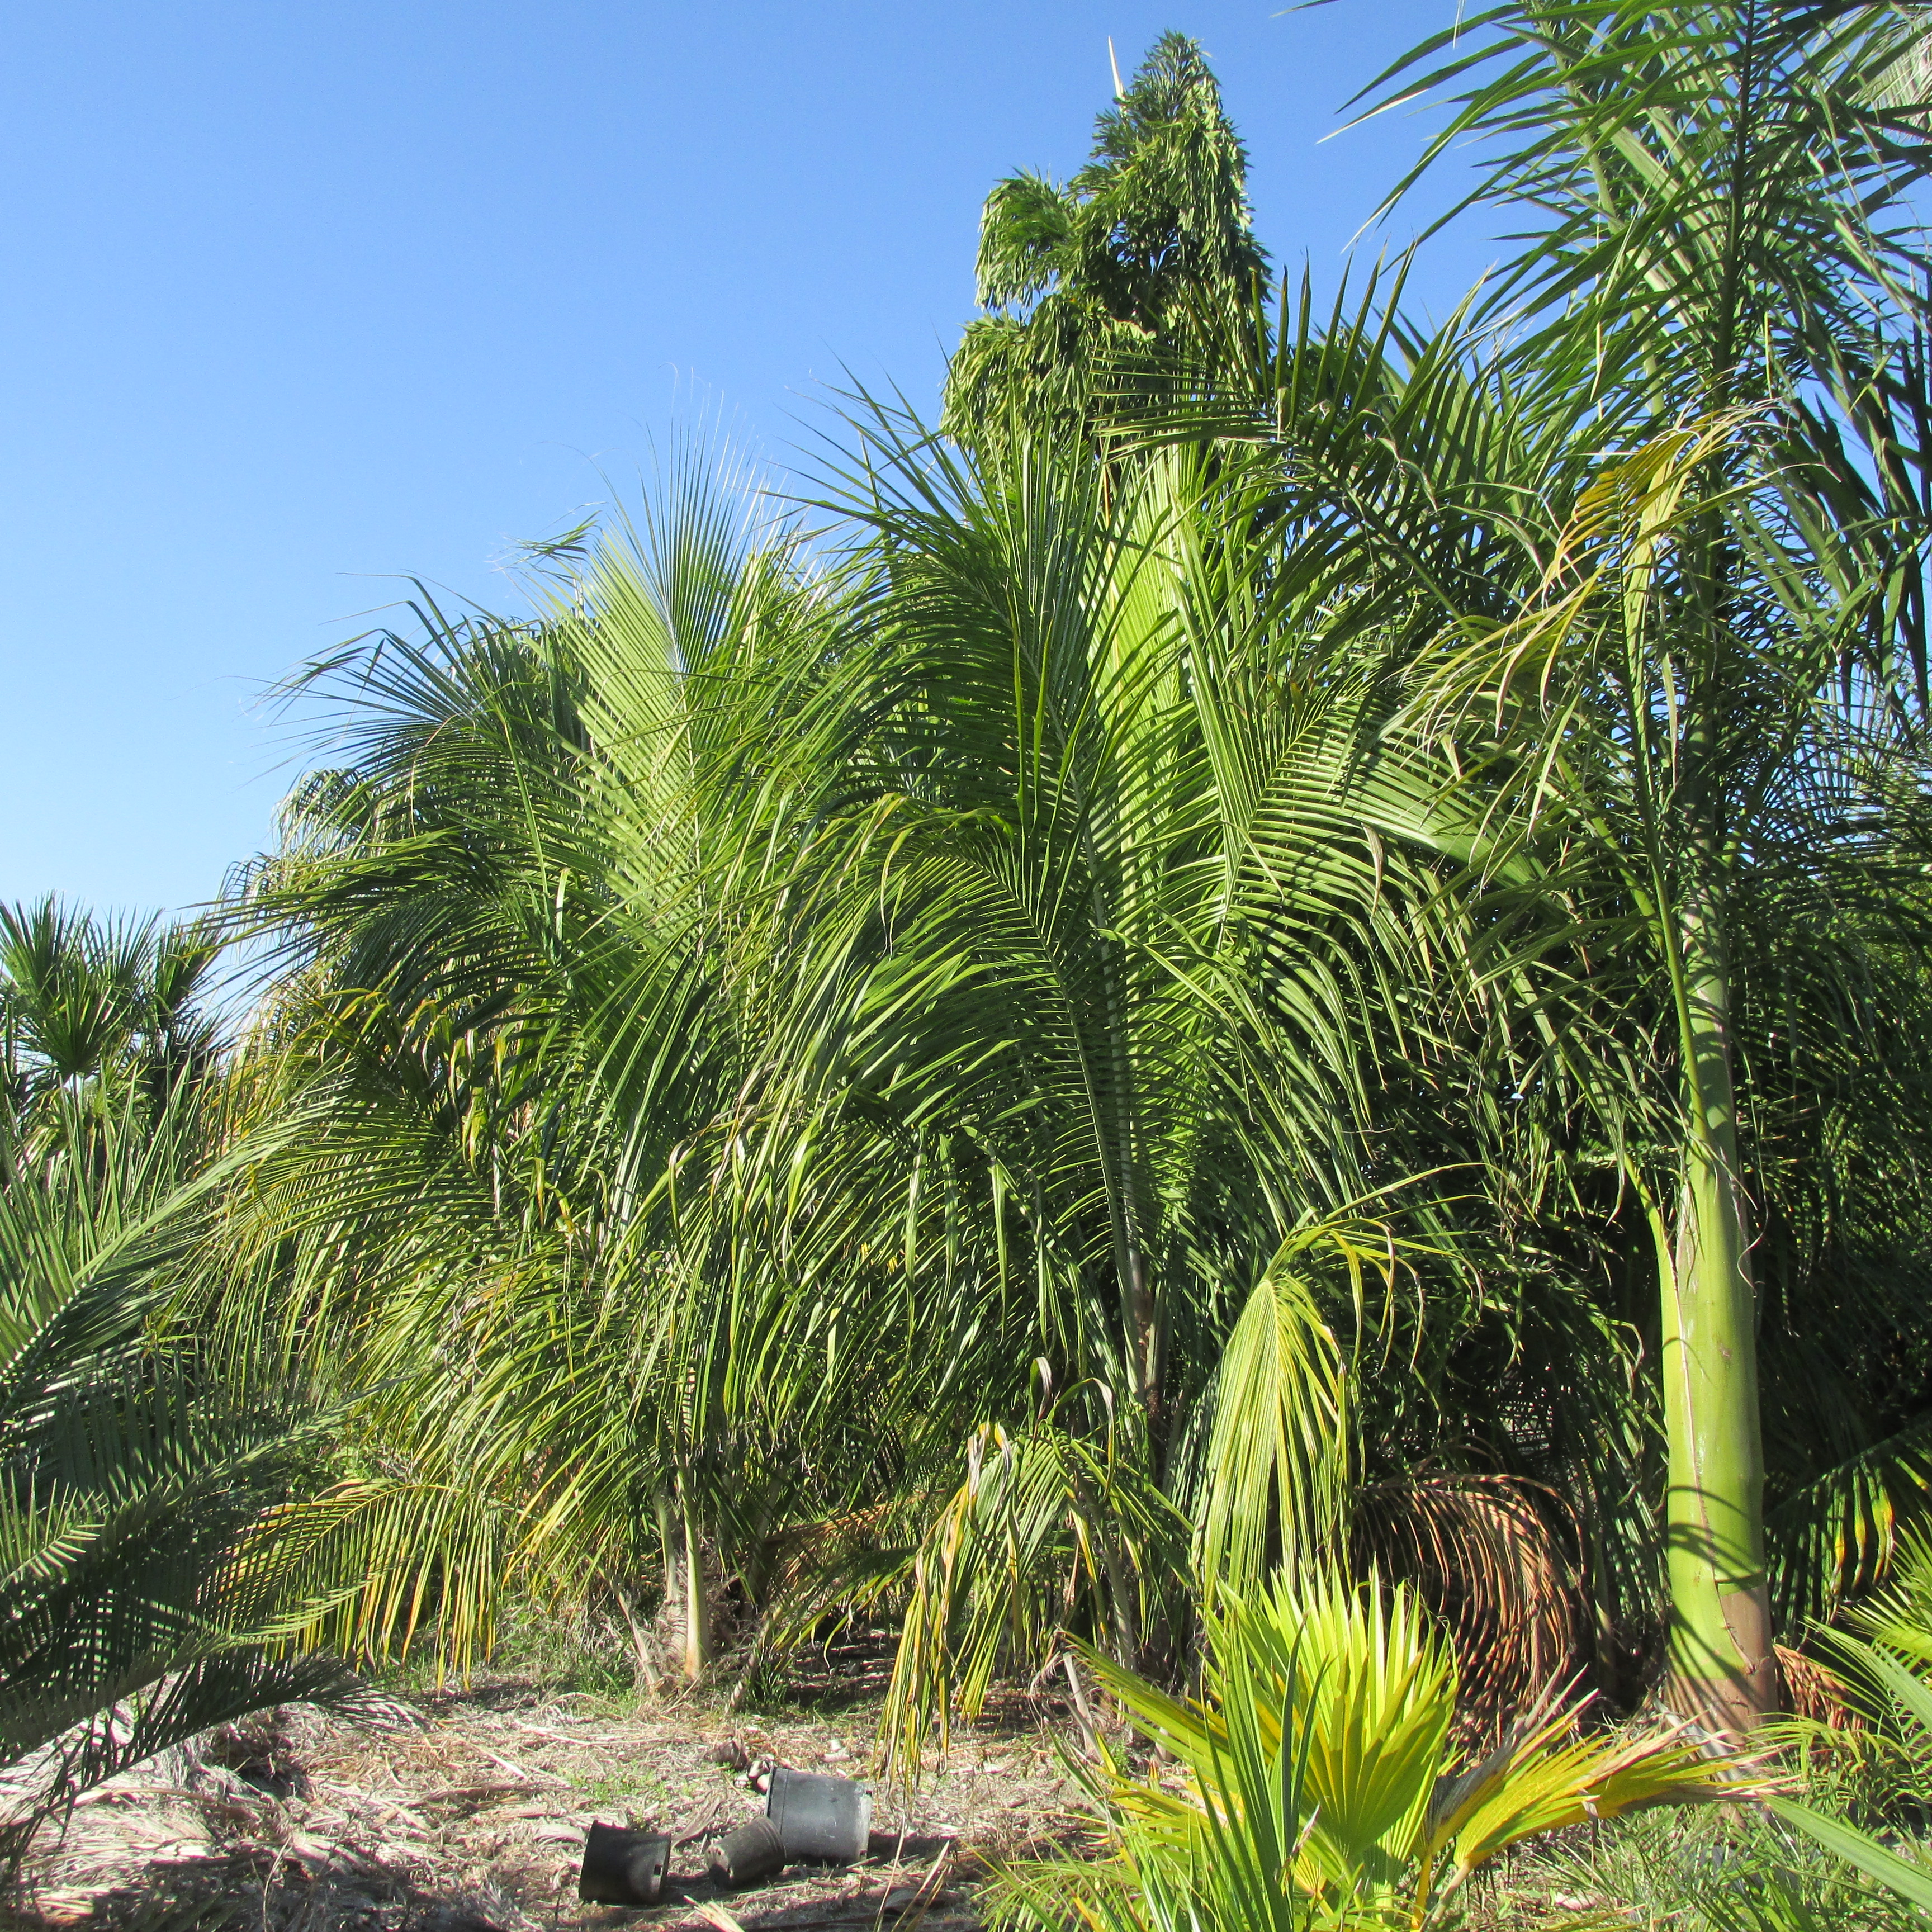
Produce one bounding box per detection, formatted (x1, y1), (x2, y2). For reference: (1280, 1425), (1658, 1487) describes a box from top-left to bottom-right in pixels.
(4, 1638), (1093, 1932)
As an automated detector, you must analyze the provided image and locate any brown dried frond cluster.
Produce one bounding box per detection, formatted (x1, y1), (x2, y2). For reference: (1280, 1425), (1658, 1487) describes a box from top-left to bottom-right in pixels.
(1355, 1474), (1580, 1743)
(1775, 1645), (1864, 1732)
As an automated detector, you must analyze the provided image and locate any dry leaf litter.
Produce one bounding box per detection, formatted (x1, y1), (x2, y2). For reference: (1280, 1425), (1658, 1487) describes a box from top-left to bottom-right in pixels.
(3, 1637), (1097, 1932)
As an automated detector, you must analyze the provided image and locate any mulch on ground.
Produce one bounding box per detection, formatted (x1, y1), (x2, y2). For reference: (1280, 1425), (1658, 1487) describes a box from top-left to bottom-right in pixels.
(4, 1638), (1097, 1932)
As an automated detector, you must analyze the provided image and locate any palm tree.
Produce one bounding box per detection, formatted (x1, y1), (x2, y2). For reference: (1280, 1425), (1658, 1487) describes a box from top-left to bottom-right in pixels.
(1, 898), (225, 1145)
(0, 1064), (356, 1862)
(1354, 0), (1932, 1728)
(222, 501), (925, 1685)
(944, 32), (1265, 449)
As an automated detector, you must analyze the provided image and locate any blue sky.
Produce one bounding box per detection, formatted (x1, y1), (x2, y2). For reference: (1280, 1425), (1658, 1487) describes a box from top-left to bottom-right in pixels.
(0, 1), (1497, 917)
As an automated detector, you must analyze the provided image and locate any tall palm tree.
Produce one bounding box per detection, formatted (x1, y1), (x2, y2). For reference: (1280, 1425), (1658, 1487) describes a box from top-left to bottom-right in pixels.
(944, 33), (1266, 449)
(1355, 0), (1932, 1728)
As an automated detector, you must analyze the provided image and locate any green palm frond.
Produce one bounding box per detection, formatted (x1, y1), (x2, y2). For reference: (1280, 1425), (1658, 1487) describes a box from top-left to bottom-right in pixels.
(991, 1568), (1736, 1932)
(0, 1090), (362, 1858)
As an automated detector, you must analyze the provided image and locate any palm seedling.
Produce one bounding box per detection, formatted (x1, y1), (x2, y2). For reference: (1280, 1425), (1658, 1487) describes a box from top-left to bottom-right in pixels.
(988, 1567), (1740, 1932)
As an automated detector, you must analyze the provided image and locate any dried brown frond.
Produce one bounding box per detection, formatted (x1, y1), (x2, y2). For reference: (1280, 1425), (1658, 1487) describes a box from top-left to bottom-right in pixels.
(1353, 1472), (1581, 1743)
(1776, 1644), (1865, 1731)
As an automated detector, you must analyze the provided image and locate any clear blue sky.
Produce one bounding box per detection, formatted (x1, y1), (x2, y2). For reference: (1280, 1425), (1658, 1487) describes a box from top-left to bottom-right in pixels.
(0, 1), (1496, 917)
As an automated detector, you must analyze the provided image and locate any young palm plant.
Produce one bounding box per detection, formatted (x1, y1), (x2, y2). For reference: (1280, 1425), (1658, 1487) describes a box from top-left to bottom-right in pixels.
(0, 1082), (357, 1862)
(988, 1568), (1739, 1932)
(1746, 1538), (1932, 1920)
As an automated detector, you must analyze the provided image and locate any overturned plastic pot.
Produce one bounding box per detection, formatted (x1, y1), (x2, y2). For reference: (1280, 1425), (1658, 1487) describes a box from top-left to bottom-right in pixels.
(765, 1768), (870, 1863)
(709, 1815), (787, 1888)
(578, 1823), (671, 1904)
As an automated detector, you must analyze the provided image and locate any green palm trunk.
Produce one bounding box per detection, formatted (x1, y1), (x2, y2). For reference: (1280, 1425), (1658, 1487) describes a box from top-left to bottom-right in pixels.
(1661, 890), (1775, 1728)
(1368, 0), (1932, 1730)
(681, 1488), (711, 1681)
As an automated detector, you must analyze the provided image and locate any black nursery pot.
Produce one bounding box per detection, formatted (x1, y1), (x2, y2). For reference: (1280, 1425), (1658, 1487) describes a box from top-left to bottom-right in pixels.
(578, 1822), (671, 1904)
(765, 1768), (872, 1863)
(709, 1816), (787, 1887)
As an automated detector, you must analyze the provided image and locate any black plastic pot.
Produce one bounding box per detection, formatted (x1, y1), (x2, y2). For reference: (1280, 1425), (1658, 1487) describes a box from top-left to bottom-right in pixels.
(709, 1816), (787, 1888)
(577, 1823), (671, 1904)
(765, 1768), (871, 1863)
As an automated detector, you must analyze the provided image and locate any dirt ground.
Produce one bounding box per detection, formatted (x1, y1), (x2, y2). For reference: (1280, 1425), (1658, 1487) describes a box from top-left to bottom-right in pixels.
(3, 1636), (1093, 1932)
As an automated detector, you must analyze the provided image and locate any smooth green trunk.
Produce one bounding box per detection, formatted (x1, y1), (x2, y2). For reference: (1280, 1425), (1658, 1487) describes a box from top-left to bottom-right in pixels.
(1660, 907), (1775, 1732)
(655, 1488), (678, 1599)
(681, 1489), (711, 1682)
